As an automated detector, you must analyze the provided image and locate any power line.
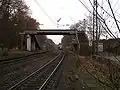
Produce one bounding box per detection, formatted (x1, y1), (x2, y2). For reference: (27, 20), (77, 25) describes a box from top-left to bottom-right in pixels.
(91, 0), (120, 61)
(88, 0), (117, 38)
(88, 0), (120, 49)
(82, 0), (90, 11)
(33, 0), (56, 26)
(89, 0), (118, 37)
(110, 22), (114, 30)
(103, 0), (113, 19)
(98, 2), (120, 31)
(107, 0), (120, 33)
(78, 0), (120, 62)
(78, 0), (92, 15)
(69, 16), (76, 24)
(102, 6), (120, 21)
(101, 21), (120, 63)
(97, 2), (120, 24)
(77, 0), (120, 62)
(100, 22), (114, 40)
(103, 0), (117, 20)
(113, 0), (119, 9)
(103, 20), (120, 43)
(79, 0), (120, 43)
(78, 0), (119, 41)
(100, 0), (104, 17)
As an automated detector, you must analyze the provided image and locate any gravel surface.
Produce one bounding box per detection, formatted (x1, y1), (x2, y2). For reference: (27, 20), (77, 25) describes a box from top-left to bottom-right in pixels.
(44, 52), (108, 90)
(0, 50), (40, 60)
(43, 52), (75, 90)
(52, 53), (112, 90)
(0, 50), (58, 90)
(15, 55), (62, 90)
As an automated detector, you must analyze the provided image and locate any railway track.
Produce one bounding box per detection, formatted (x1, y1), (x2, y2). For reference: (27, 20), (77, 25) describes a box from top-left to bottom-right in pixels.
(0, 50), (59, 90)
(7, 51), (65, 90)
(0, 50), (49, 64)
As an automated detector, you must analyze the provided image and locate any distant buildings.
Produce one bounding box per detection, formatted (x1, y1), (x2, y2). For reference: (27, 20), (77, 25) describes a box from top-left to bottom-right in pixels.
(99, 38), (120, 54)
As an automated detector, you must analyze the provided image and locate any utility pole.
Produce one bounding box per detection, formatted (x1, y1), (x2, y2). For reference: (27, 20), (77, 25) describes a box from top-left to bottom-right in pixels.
(93, 0), (98, 54)
(93, 0), (95, 41)
(93, 0), (95, 55)
(95, 0), (98, 54)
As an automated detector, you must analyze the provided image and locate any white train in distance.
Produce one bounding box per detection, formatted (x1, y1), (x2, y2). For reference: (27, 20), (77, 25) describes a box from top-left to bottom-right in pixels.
(58, 44), (62, 50)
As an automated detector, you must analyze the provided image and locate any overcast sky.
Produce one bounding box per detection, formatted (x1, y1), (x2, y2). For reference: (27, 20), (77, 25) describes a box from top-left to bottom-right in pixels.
(24, 0), (120, 44)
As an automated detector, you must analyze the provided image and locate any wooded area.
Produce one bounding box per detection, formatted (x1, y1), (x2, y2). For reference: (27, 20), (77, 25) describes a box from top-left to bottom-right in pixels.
(0, 0), (40, 48)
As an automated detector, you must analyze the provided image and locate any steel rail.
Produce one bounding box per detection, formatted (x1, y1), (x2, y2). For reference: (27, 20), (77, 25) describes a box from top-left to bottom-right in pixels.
(8, 51), (61, 90)
(39, 54), (65, 90)
(0, 50), (49, 64)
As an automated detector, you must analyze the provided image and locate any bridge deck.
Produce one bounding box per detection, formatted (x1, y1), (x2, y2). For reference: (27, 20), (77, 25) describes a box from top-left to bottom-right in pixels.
(20, 29), (82, 35)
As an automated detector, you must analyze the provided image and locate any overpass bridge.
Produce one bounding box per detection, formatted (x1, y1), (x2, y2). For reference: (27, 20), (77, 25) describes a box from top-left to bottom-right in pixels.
(20, 29), (81, 35)
(20, 29), (82, 51)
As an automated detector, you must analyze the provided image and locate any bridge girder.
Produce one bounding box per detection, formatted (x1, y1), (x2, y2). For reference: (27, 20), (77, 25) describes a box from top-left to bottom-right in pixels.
(20, 29), (81, 35)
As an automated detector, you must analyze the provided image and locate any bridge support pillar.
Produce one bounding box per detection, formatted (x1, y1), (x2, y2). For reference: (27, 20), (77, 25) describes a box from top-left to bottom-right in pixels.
(20, 35), (24, 51)
(31, 37), (36, 51)
(27, 34), (31, 51)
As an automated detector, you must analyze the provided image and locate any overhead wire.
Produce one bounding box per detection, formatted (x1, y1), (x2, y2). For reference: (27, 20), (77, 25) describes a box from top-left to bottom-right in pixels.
(78, 0), (120, 76)
(98, 1), (120, 33)
(78, 0), (92, 15)
(103, 0), (118, 21)
(88, 0), (120, 62)
(69, 16), (76, 24)
(33, 0), (56, 26)
(73, 0), (120, 62)
(109, 7), (120, 30)
(100, 20), (120, 63)
(69, 0), (92, 51)
(110, 22), (114, 30)
(100, 0), (104, 16)
(97, 2), (120, 24)
(79, 0), (120, 48)
(103, 20), (120, 43)
(100, 22), (114, 40)
(103, 0), (113, 19)
(75, 0), (120, 66)
(116, 14), (120, 19)
(107, 0), (120, 33)
(98, 0), (104, 40)
(113, 0), (119, 9)
(83, 0), (120, 63)
(82, 0), (91, 11)
(90, 0), (120, 40)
